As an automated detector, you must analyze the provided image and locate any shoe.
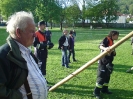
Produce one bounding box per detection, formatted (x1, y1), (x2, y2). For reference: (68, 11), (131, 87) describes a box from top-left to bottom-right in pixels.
(101, 86), (112, 94)
(73, 60), (77, 62)
(65, 65), (69, 68)
(93, 92), (100, 99)
(126, 69), (132, 73)
(93, 87), (101, 99)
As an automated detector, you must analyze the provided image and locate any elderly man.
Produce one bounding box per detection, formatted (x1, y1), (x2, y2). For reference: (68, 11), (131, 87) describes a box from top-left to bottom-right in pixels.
(0, 11), (47, 99)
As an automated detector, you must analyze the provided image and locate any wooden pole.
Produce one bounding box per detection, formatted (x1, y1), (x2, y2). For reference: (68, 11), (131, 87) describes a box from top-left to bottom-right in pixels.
(49, 31), (133, 91)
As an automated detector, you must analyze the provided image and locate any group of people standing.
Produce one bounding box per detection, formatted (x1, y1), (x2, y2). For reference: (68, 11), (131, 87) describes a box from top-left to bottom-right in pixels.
(0, 10), (77, 99)
(0, 10), (126, 99)
(58, 29), (77, 68)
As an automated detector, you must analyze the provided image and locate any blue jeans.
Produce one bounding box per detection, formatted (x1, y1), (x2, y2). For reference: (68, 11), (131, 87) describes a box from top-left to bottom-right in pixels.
(61, 46), (69, 67)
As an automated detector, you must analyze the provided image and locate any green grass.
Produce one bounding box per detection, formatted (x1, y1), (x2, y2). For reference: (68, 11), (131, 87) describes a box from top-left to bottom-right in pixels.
(0, 27), (133, 99)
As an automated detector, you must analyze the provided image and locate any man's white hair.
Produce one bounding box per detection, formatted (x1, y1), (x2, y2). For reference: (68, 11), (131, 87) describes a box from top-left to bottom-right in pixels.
(6, 11), (35, 38)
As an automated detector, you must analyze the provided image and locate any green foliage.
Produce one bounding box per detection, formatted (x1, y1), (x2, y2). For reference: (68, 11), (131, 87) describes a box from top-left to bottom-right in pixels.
(0, 0), (36, 20)
(35, 0), (62, 23)
(117, 0), (133, 15)
(86, 0), (119, 23)
(64, 4), (81, 24)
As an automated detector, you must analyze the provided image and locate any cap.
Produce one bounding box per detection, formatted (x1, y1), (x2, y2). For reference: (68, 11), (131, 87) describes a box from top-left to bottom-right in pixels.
(38, 21), (45, 26)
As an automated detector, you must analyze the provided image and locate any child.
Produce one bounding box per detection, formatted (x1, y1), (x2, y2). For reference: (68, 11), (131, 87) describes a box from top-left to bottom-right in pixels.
(68, 30), (76, 63)
(93, 31), (119, 99)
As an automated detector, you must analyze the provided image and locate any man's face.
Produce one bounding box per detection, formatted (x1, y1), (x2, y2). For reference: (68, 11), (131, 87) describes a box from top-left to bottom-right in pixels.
(39, 24), (45, 30)
(64, 31), (68, 35)
(17, 21), (36, 47)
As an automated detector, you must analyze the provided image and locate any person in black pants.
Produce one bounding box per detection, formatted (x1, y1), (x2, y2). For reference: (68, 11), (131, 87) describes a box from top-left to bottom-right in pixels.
(68, 30), (76, 63)
(93, 31), (119, 99)
(33, 21), (48, 78)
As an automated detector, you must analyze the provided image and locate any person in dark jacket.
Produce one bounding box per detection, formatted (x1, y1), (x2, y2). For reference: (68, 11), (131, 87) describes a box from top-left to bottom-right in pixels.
(0, 11), (48, 99)
(93, 31), (119, 99)
(58, 29), (69, 68)
(44, 27), (52, 42)
(68, 30), (76, 63)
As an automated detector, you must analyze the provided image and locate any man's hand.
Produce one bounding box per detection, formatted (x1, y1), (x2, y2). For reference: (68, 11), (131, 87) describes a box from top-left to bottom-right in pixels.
(61, 46), (63, 50)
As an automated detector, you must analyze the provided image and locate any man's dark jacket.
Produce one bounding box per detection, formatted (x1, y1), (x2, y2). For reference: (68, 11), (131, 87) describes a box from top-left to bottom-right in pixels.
(58, 35), (68, 49)
(0, 36), (38, 99)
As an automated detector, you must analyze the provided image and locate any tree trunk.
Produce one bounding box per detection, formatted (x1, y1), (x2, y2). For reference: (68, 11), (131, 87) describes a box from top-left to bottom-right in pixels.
(60, 22), (63, 30)
(50, 21), (52, 29)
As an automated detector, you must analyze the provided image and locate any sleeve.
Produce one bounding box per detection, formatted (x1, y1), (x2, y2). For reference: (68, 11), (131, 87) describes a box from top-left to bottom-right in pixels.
(99, 37), (109, 47)
(58, 36), (64, 49)
(0, 59), (23, 99)
(33, 37), (40, 47)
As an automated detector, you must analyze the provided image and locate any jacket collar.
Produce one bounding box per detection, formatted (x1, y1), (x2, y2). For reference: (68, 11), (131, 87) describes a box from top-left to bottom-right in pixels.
(6, 36), (28, 69)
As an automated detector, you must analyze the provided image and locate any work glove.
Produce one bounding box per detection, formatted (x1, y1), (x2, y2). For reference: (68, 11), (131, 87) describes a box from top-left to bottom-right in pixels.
(36, 42), (47, 50)
(47, 42), (54, 49)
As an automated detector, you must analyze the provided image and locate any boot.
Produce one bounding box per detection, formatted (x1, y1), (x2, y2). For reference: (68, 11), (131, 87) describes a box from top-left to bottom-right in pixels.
(93, 87), (101, 99)
(101, 86), (112, 94)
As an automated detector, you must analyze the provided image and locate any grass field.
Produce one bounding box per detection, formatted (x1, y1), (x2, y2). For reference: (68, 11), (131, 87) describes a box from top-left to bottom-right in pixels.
(0, 27), (133, 99)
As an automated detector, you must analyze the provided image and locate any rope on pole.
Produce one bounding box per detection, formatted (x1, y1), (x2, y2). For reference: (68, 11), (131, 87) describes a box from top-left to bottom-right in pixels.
(49, 31), (133, 91)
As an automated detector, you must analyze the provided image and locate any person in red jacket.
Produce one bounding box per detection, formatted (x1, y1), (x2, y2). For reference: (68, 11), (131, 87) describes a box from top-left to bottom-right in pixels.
(93, 31), (119, 99)
(33, 21), (48, 78)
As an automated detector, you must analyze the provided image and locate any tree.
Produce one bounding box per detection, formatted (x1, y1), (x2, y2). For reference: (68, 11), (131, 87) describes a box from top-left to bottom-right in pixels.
(102, 0), (119, 23)
(117, 0), (133, 14)
(85, 0), (119, 25)
(0, 0), (37, 20)
(129, 4), (133, 15)
(64, 4), (81, 27)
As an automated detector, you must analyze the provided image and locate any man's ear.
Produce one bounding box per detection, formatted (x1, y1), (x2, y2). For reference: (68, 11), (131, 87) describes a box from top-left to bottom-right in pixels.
(16, 28), (21, 38)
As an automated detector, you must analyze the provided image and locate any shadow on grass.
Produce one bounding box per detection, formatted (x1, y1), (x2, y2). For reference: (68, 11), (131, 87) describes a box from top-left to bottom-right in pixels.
(101, 89), (133, 99)
(114, 64), (133, 73)
(49, 83), (133, 99)
(49, 83), (93, 97)
(84, 64), (133, 73)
